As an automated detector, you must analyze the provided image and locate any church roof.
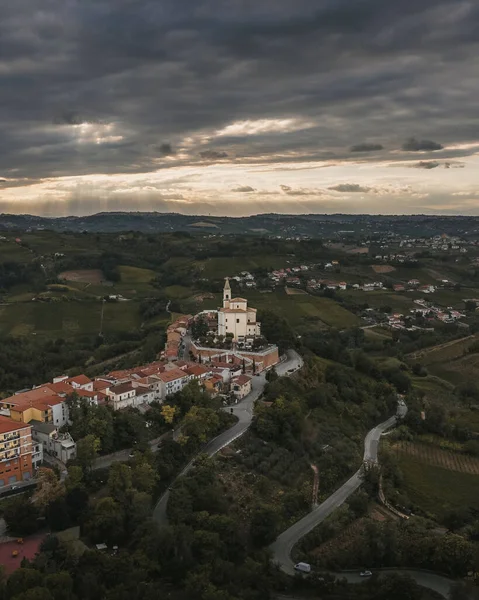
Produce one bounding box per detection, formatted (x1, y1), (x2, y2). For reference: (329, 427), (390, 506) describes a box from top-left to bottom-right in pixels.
(219, 308), (247, 313)
(230, 297), (247, 302)
(224, 278), (231, 289)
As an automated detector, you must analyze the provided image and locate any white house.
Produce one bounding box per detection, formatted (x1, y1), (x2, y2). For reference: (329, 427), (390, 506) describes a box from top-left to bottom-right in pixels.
(107, 383), (137, 410)
(158, 368), (190, 398)
(231, 375), (252, 400)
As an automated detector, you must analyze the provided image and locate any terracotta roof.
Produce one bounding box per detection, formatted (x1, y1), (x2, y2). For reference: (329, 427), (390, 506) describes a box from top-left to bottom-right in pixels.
(186, 365), (209, 377)
(93, 380), (111, 391)
(77, 389), (97, 398)
(65, 374), (92, 386)
(0, 415), (31, 434)
(230, 297), (247, 302)
(219, 308), (247, 313)
(45, 382), (74, 394)
(233, 375), (252, 386)
(158, 369), (188, 383)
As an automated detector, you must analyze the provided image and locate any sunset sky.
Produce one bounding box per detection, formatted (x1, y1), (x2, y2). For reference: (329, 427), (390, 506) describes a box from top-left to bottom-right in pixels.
(1, 0), (479, 216)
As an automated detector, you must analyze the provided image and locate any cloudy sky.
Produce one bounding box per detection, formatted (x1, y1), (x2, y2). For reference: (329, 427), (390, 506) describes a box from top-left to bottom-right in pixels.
(1, 0), (479, 217)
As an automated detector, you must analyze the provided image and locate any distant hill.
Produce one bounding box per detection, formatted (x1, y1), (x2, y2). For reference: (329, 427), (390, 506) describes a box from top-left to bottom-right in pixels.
(0, 211), (477, 238)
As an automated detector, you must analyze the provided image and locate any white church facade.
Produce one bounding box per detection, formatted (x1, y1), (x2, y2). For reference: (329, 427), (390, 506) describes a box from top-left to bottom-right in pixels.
(217, 278), (261, 341)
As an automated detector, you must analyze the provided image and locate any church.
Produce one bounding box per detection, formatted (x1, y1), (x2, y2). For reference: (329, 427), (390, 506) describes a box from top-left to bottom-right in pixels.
(217, 278), (261, 341)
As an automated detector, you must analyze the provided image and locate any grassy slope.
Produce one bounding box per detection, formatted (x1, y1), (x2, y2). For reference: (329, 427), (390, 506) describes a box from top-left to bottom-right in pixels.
(0, 301), (141, 338)
(396, 454), (479, 519)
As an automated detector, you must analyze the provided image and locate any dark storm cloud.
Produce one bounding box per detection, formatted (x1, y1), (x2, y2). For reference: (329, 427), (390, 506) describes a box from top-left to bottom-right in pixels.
(53, 111), (103, 125)
(402, 138), (444, 152)
(329, 184), (372, 193)
(1, 0), (479, 189)
(157, 143), (175, 156)
(199, 150), (229, 160)
(350, 143), (384, 152)
(232, 186), (255, 192)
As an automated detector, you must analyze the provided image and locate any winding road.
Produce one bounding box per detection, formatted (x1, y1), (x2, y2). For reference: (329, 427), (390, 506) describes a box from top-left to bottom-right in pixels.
(153, 349), (304, 526)
(270, 401), (458, 599)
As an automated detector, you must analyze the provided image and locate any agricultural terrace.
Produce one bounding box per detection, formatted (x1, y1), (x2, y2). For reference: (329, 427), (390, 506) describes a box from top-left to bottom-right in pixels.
(392, 441), (479, 475)
(394, 453), (479, 520)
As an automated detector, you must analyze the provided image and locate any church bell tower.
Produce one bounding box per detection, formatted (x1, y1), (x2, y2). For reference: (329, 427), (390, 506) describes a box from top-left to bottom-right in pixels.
(223, 277), (231, 308)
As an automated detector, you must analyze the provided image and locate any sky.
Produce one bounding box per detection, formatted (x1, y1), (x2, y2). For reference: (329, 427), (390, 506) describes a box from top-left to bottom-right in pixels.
(1, 0), (479, 217)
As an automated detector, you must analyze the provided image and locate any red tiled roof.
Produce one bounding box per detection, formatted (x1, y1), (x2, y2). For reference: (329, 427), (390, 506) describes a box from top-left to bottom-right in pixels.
(186, 365), (209, 377)
(65, 374), (92, 386)
(158, 369), (187, 383)
(93, 380), (111, 391)
(0, 415), (31, 434)
(233, 375), (251, 386)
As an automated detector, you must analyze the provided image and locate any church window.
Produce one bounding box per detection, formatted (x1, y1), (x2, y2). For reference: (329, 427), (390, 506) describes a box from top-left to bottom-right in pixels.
(236, 318), (240, 323)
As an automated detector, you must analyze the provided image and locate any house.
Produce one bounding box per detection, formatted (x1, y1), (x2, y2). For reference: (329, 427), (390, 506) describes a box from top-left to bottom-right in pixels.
(393, 284), (406, 292)
(185, 364), (211, 381)
(158, 368), (190, 398)
(408, 279), (420, 287)
(107, 383), (137, 410)
(30, 421), (76, 463)
(0, 416), (34, 487)
(204, 375), (224, 396)
(419, 285), (435, 294)
(231, 375), (252, 400)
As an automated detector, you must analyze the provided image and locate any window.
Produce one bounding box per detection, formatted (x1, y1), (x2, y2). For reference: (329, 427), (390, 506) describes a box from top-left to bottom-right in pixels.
(236, 318), (240, 323)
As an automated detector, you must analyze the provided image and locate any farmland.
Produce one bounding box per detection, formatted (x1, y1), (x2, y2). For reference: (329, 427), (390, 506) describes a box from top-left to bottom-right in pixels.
(395, 453), (479, 519)
(195, 255), (289, 279)
(0, 301), (142, 338)
(392, 441), (479, 475)
(192, 288), (360, 330)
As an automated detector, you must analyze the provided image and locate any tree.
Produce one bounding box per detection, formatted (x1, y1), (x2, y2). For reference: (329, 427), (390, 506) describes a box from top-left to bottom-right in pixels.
(131, 459), (157, 495)
(3, 496), (40, 536)
(33, 468), (65, 509)
(6, 568), (43, 598)
(45, 498), (72, 531)
(465, 300), (477, 312)
(183, 406), (220, 444)
(250, 505), (280, 547)
(65, 465), (84, 491)
(265, 366), (278, 382)
(76, 434), (100, 471)
(160, 404), (176, 425)
(43, 572), (75, 600)
(86, 497), (124, 545)
(107, 463), (133, 505)
(14, 587), (56, 600)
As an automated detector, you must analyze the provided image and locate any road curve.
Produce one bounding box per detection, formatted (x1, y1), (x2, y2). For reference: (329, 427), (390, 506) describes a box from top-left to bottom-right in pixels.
(270, 402), (458, 599)
(153, 350), (304, 526)
(269, 411), (401, 575)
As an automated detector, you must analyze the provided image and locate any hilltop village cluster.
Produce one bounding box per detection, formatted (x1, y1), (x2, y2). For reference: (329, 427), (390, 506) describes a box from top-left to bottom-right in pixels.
(0, 280), (278, 489)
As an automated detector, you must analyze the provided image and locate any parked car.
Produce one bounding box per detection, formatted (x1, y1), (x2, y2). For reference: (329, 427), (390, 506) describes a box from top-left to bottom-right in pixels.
(360, 571), (372, 577)
(294, 562), (311, 574)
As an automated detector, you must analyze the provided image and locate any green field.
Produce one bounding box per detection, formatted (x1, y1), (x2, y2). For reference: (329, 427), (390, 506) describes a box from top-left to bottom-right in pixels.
(195, 289), (359, 330)
(396, 454), (479, 520)
(0, 242), (33, 261)
(0, 301), (141, 338)
(117, 265), (155, 283)
(195, 255), (288, 279)
(341, 289), (415, 313)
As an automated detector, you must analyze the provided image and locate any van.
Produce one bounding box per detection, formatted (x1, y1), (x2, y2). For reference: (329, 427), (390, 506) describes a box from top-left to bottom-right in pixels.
(294, 562), (311, 574)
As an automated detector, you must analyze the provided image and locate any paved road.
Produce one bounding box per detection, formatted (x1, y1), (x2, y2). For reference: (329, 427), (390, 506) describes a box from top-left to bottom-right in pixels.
(269, 401), (460, 599)
(153, 349), (304, 526)
(270, 408), (404, 576)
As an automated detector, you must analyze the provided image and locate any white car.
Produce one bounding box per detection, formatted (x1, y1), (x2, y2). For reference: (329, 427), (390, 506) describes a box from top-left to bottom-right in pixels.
(360, 570), (372, 577)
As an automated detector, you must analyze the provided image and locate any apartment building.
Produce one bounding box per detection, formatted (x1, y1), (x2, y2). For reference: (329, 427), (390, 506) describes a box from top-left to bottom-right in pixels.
(0, 416), (33, 487)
